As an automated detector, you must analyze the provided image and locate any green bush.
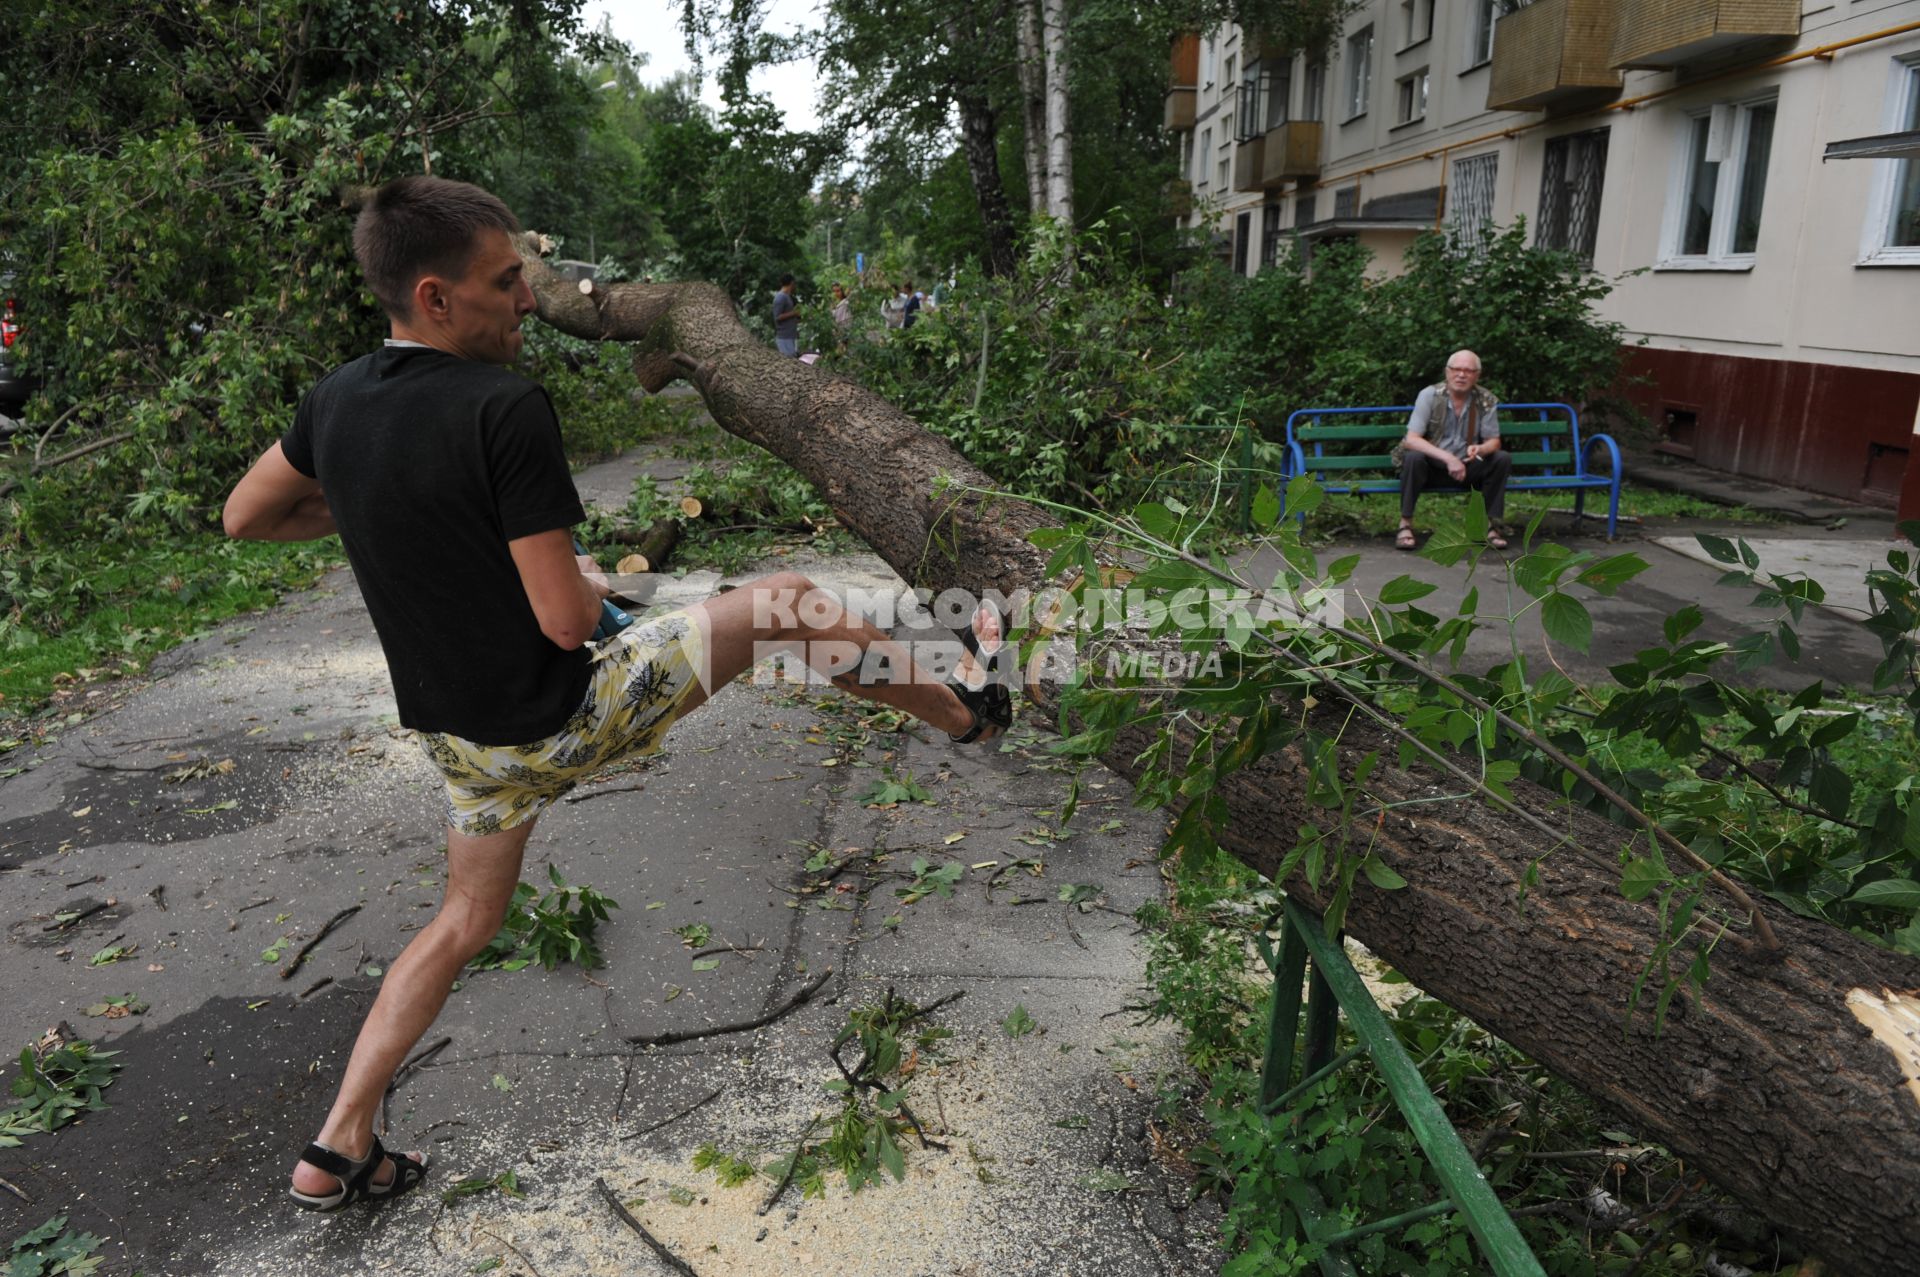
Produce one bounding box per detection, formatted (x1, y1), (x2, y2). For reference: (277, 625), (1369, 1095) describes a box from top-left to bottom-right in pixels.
(819, 220), (1635, 514)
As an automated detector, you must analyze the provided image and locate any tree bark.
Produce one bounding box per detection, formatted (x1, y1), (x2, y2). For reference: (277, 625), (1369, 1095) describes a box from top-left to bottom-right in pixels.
(1014, 0), (1048, 219)
(1040, 0), (1073, 227)
(521, 252), (1920, 1277)
(937, 13), (1019, 279)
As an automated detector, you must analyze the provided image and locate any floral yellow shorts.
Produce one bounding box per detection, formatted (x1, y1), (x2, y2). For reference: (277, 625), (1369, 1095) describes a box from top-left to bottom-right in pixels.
(414, 610), (705, 836)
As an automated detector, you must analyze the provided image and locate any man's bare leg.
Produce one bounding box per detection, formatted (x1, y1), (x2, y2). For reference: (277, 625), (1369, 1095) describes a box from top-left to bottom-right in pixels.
(683, 571), (1001, 737)
(290, 818), (535, 1197)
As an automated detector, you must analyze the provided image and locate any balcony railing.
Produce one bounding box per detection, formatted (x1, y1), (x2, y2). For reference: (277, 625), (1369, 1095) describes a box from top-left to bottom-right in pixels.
(1234, 137), (1267, 193)
(1166, 31), (1199, 132)
(1487, 0), (1622, 112)
(1165, 87), (1196, 131)
(1260, 121), (1322, 184)
(1610, 0), (1798, 70)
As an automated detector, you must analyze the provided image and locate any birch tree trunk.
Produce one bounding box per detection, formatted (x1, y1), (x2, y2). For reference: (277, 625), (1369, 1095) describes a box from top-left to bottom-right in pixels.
(521, 253), (1920, 1277)
(1015, 0), (1048, 219)
(1040, 0), (1073, 226)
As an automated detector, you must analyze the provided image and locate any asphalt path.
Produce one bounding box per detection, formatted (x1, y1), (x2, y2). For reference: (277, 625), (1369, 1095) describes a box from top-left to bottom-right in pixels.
(0, 449), (1222, 1277)
(0, 446), (1898, 1276)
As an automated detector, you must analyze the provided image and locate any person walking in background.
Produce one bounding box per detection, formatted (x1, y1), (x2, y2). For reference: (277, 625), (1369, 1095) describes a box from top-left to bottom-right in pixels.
(772, 273), (801, 357)
(830, 283), (852, 330)
(901, 280), (921, 330)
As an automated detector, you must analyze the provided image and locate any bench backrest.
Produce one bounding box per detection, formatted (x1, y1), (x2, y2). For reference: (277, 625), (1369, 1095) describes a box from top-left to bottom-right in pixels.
(1283, 403), (1586, 477)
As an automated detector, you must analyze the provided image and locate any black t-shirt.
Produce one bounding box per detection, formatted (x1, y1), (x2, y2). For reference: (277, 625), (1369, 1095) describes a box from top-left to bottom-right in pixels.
(281, 345), (590, 744)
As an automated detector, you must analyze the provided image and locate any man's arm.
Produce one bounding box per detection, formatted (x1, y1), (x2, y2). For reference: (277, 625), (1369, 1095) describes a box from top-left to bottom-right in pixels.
(1402, 390), (1465, 477)
(224, 443), (336, 541)
(508, 528), (608, 651)
(1467, 404), (1502, 461)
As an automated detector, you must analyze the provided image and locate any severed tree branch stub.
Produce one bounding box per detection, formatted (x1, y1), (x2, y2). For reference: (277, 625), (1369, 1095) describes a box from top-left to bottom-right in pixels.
(518, 241), (1920, 1277)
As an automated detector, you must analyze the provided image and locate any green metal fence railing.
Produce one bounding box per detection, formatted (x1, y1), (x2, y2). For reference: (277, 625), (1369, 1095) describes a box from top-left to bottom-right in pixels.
(1254, 896), (1547, 1277)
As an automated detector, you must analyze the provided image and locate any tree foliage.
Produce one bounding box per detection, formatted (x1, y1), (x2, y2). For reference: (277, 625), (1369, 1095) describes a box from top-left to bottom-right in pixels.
(818, 222), (1633, 510)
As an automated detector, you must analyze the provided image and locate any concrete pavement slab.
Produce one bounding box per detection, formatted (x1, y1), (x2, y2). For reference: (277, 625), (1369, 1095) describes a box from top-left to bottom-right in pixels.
(1649, 535), (1894, 622)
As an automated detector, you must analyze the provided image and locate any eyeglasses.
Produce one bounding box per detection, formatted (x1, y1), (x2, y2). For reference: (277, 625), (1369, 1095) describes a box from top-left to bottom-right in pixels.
(1445, 365), (1478, 374)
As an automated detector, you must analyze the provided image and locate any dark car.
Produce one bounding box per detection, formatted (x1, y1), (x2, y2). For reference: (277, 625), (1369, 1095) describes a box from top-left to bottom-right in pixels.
(0, 275), (32, 418)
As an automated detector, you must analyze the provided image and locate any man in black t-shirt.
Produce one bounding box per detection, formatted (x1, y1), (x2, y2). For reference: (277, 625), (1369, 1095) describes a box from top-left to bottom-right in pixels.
(223, 176), (1011, 1213)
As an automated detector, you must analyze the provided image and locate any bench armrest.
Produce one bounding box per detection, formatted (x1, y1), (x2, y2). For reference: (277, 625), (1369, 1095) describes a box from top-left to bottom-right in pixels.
(1281, 438), (1308, 479)
(1582, 432), (1622, 481)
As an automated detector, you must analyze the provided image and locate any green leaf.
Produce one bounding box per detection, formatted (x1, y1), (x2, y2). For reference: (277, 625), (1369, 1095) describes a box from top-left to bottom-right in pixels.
(1250, 484), (1280, 530)
(1849, 879), (1920, 910)
(1462, 490), (1488, 542)
(1809, 712), (1861, 748)
(1131, 502), (1178, 543)
(1620, 857), (1667, 902)
(1695, 534), (1741, 565)
(1283, 473), (1323, 517)
(691, 956), (721, 971)
(1809, 763), (1853, 818)
(1001, 1005), (1037, 1038)
(1378, 575), (1438, 605)
(1540, 593), (1593, 653)
(1663, 604), (1705, 645)
(1574, 553), (1649, 596)
(1360, 857), (1408, 890)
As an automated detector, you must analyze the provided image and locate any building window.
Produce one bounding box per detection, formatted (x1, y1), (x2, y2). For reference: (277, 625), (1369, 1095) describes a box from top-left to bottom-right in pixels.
(1224, 54), (1236, 94)
(1218, 151), (1231, 191)
(1334, 185), (1360, 218)
(1345, 27), (1373, 120)
(1197, 127), (1211, 185)
(1300, 61), (1326, 123)
(1395, 69), (1429, 125)
(1267, 59), (1293, 130)
(1201, 34), (1213, 88)
(1262, 202), (1285, 268)
(1862, 56), (1920, 264)
(1539, 127), (1609, 264)
(1234, 211), (1252, 275)
(1239, 60), (1291, 141)
(1297, 192), (1318, 227)
(1470, 0), (1525, 69)
(1450, 152), (1498, 249)
(1399, 0), (1433, 49)
(1665, 96), (1777, 265)
(1239, 61), (1263, 142)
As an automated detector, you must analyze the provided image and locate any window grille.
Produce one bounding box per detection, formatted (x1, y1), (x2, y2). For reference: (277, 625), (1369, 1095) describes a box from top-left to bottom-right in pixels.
(1449, 153), (1498, 251)
(1334, 185), (1359, 218)
(1538, 128), (1608, 264)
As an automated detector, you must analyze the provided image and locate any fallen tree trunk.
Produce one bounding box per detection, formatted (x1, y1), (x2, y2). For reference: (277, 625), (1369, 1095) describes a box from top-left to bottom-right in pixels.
(521, 246), (1920, 1275)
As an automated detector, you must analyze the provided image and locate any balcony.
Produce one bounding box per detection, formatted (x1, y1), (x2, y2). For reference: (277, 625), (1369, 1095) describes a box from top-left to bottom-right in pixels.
(1165, 87), (1196, 130)
(1260, 121), (1322, 184)
(1610, 0), (1798, 70)
(1234, 136), (1267, 193)
(1165, 31), (1199, 132)
(1487, 0), (1622, 112)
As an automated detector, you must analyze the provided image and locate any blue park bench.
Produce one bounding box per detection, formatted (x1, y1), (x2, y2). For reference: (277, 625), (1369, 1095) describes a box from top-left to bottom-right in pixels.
(1279, 402), (1624, 540)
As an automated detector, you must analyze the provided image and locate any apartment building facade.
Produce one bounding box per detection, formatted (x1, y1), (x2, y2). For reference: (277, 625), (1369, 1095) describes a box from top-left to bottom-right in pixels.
(1167, 1), (1920, 518)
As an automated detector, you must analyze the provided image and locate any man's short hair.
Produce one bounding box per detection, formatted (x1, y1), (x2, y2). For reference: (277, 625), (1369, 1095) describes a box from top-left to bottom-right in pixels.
(353, 176), (522, 318)
(778, 273), (795, 288)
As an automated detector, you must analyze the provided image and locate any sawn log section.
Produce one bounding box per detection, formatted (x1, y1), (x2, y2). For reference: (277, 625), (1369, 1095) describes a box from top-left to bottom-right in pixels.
(525, 249), (1920, 1275)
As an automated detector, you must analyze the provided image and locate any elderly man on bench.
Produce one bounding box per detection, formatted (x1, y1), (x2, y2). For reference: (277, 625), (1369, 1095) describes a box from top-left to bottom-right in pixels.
(1396, 349), (1513, 551)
